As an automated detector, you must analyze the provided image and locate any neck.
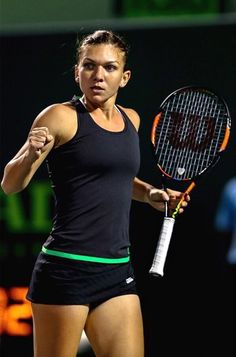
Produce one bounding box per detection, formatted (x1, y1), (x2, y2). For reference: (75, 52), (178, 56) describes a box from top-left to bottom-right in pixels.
(80, 96), (116, 120)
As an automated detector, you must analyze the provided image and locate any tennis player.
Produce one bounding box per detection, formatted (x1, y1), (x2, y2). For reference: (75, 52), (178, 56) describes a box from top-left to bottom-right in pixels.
(1, 30), (189, 357)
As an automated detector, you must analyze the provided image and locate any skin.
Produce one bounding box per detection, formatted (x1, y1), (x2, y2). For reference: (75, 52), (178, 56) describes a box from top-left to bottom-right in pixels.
(1, 43), (190, 357)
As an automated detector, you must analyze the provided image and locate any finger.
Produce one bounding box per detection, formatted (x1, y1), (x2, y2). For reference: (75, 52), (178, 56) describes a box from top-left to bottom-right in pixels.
(31, 128), (53, 144)
(184, 194), (191, 202)
(29, 138), (45, 151)
(149, 188), (169, 202)
(31, 127), (51, 138)
(46, 134), (53, 142)
(31, 126), (50, 133)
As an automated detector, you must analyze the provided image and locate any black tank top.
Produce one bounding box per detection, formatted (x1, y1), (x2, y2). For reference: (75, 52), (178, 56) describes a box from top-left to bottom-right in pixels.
(43, 97), (140, 263)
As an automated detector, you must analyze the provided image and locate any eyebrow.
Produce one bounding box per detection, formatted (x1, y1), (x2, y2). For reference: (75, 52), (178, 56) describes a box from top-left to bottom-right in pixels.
(83, 57), (119, 65)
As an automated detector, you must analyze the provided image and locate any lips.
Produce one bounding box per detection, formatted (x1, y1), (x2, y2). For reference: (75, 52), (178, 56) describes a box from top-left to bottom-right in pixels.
(91, 85), (104, 92)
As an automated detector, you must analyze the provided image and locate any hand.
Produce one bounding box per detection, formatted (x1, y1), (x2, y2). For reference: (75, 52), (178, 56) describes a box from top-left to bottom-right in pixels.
(147, 188), (190, 214)
(27, 127), (53, 160)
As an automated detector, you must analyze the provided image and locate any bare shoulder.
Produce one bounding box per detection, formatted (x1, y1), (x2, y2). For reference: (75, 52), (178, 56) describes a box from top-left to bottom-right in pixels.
(35, 102), (75, 124)
(118, 105), (140, 131)
(32, 102), (77, 147)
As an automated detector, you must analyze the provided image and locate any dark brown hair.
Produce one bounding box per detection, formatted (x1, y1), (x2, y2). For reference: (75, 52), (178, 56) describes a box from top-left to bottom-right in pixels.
(76, 30), (130, 69)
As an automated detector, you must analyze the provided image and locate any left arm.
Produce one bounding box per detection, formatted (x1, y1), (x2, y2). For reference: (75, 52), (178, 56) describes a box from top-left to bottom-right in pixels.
(122, 107), (190, 213)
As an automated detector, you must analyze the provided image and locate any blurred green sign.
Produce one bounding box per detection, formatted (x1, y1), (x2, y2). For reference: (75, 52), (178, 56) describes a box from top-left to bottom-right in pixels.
(120, 0), (219, 16)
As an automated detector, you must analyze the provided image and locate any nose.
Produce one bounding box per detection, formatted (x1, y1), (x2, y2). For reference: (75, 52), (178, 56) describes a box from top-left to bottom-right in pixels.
(93, 65), (104, 81)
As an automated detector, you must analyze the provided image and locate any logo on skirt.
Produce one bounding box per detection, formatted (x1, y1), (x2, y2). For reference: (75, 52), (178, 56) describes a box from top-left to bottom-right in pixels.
(126, 277), (134, 284)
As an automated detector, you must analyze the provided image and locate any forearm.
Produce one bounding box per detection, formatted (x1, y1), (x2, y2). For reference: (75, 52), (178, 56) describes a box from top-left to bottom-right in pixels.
(132, 177), (155, 203)
(1, 152), (38, 194)
(2, 125), (55, 195)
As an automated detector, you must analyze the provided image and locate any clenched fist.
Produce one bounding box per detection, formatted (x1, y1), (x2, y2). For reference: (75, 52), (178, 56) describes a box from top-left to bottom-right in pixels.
(27, 127), (53, 160)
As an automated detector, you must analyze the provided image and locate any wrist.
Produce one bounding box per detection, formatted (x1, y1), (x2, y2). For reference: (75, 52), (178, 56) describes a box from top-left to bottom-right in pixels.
(144, 185), (155, 204)
(24, 147), (39, 164)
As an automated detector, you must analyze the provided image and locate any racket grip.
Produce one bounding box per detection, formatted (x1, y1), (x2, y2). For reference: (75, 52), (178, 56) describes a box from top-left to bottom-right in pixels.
(149, 217), (175, 277)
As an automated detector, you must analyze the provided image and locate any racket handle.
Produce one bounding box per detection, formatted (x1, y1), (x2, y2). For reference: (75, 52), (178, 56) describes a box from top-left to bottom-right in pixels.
(149, 217), (175, 277)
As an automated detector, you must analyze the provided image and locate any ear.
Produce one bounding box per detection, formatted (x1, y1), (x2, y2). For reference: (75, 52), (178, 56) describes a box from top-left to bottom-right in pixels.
(120, 70), (131, 88)
(74, 65), (79, 83)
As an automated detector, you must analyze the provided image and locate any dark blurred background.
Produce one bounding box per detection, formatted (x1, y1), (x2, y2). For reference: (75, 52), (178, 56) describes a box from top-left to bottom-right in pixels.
(0, 1), (236, 356)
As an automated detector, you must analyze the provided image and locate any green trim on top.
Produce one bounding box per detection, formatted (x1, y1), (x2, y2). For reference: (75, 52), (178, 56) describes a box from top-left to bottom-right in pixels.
(41, 246), (130, 264)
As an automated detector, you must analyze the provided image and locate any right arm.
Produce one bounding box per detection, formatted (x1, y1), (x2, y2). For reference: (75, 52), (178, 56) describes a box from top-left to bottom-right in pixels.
(1, 127), (54, 194)
(1, 103), (75, 195)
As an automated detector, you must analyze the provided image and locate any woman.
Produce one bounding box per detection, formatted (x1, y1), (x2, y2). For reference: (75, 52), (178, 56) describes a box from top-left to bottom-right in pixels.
(1, 30), (189, 357)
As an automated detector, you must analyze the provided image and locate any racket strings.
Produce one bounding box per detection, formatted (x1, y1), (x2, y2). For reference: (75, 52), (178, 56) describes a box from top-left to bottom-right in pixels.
(154, 90), (229, 179)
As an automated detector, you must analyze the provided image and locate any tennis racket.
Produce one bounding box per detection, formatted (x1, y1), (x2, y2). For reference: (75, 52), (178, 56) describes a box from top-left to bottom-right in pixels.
(149, 86), (231, 277)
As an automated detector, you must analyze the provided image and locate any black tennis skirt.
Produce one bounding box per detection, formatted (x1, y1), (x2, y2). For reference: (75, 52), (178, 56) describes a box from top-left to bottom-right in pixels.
(26, 252), (137, 307)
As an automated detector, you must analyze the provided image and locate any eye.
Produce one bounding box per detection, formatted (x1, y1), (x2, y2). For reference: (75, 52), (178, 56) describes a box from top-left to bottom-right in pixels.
(104, 64), (117, 72)
(83, 62), (95, 70)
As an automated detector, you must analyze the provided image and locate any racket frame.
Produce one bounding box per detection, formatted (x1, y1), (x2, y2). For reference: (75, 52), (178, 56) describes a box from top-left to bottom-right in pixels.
(149, 85), (231, 277)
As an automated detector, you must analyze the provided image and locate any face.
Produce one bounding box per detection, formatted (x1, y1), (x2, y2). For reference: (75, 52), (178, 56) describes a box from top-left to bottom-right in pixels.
(75, 44), (131, 105)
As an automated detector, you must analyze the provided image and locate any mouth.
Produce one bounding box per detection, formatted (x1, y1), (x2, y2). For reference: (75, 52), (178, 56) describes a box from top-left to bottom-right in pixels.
(90, 86), (104, 93)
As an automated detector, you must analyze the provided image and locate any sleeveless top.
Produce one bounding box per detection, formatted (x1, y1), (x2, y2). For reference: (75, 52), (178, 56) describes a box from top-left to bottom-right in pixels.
(42, 96), (140, 263)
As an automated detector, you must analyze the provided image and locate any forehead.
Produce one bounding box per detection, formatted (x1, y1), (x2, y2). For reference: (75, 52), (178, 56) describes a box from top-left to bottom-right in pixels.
(79, 44), (125, 63)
